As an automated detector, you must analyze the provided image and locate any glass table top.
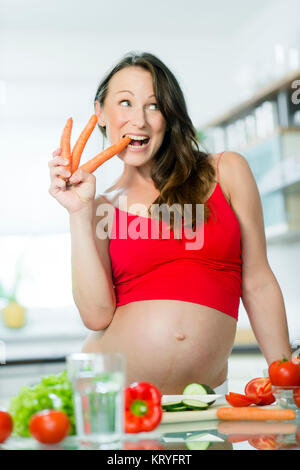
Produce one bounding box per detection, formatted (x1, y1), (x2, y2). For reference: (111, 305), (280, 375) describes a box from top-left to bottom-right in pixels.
(1, 417), (300, 451)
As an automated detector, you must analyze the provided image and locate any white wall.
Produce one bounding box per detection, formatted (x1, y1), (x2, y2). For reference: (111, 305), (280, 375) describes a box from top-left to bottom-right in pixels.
(0, 0), (299, 341)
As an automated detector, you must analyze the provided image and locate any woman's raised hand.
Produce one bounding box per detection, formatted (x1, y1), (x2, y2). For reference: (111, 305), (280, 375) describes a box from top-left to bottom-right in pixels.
(48, 148), (96, 214)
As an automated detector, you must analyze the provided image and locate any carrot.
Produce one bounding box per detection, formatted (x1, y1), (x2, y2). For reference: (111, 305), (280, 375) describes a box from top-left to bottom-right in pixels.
(216, 406), (296, 421)
(71, 114), (98, 173)
(59, 117), (73, 174)
(78, 136), (131, 174)
(218, 420), (297, 436)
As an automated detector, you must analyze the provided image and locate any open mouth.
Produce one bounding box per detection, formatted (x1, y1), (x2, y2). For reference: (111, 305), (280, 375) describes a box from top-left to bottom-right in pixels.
(123, 135), (150, 147)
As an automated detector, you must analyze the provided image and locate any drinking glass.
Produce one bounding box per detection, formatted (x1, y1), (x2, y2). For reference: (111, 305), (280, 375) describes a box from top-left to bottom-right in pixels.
(67, 352), (126, 444)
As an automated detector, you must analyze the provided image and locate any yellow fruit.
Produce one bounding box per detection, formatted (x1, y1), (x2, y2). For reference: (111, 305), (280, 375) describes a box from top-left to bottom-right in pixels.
(2, 301), (26, 328)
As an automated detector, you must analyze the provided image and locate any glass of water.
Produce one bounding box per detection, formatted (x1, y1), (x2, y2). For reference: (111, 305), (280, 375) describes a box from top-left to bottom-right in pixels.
(67, 352), (126, 444)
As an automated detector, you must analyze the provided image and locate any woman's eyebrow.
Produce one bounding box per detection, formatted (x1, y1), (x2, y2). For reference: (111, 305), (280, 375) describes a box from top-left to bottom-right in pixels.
(115, 90), (155, 98)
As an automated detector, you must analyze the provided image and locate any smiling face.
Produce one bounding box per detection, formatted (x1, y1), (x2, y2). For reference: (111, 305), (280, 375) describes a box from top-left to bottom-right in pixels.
(95, 66), (167, 170)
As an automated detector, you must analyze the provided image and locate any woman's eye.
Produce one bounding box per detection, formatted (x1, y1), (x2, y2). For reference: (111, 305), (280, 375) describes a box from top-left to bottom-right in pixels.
(120, 100), (130, 106)
(119, 100), (159, 110)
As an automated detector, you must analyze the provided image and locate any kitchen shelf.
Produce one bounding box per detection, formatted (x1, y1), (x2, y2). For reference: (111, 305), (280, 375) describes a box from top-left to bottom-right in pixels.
(202, 67), (300, 243)
(203, 66), (300, 128)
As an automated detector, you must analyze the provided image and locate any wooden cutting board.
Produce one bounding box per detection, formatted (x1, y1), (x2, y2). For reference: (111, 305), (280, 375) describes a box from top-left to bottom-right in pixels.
(161, 403), (226, 424)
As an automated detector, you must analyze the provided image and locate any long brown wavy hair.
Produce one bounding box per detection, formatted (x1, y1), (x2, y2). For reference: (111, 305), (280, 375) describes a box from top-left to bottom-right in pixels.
(94, 51), (216, 232)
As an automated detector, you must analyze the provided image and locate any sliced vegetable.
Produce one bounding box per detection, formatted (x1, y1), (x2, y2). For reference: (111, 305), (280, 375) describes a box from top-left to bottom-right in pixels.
(162, 400), (183, 409)
(216, 406), (296, 421)
(225, 392), (255, 407)
(244, 377), (275, 405)
(248, 436), (277, 450)
(163, 405), (189, 412)
(185, 435), (211, 450)
(162, 401), (189, 412)
(269, 356), (300, 386)
(181, 399), (209, 410)
(183, 383), (216, 405)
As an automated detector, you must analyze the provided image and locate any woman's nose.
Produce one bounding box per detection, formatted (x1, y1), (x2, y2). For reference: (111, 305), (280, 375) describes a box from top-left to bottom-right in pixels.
(131, 106), (147, 127)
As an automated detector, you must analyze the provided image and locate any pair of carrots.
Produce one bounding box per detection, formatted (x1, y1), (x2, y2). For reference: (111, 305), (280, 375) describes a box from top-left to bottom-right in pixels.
(59, 114), (131, 183)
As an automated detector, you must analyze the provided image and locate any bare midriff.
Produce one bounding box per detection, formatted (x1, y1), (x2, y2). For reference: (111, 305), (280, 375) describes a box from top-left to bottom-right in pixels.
(81, 153), (237, 394)
(81, 300), (237, 394)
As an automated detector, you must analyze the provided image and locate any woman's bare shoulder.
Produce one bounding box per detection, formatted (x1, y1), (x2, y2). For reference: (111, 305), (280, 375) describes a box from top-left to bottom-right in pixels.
(218, 150), (258, 205)
(95, 189), (124, 207)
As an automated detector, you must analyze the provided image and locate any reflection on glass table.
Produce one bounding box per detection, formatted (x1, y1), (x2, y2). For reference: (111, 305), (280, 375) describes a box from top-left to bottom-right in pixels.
(1, 418), (300, 451)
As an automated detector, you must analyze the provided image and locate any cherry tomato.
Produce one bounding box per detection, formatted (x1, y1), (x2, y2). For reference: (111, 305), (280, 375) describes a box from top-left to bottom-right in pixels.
(225, 392), (255, 407)
(0, 411), (13, 443)
(268, 357), (300, 386)
(29, 410), (70, 444)
(244, 377), (275, 405)
(293, 388), (300, 409)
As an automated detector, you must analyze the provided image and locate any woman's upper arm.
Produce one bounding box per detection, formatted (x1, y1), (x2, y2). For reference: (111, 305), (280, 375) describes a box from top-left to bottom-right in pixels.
(221, 151), (272, 294)
(93, 195), (114, 282)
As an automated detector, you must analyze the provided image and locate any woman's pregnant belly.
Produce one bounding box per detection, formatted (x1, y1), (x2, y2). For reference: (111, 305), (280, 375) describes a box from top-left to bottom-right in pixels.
(81, 300), (237, 394)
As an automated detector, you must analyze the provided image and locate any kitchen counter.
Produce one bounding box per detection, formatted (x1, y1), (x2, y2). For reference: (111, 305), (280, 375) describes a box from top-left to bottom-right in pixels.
(0, 306), (90, 363)
(1, 413), (300, 451)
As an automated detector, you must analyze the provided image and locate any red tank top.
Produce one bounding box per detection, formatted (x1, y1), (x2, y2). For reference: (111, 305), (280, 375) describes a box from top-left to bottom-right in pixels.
(102, 152), (242, 320)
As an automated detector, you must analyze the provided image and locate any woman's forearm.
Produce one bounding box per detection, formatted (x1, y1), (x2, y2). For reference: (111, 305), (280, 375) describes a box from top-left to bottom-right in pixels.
(70, 205), (116, 330)
(241, 273), (292, 365)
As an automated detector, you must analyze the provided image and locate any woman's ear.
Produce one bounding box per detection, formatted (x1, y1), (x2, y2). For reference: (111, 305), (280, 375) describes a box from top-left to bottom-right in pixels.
(94, 100), (106, 127)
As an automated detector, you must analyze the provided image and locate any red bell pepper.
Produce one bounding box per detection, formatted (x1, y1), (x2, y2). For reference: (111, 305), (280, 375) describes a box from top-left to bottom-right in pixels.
(124, 382), (163, 433)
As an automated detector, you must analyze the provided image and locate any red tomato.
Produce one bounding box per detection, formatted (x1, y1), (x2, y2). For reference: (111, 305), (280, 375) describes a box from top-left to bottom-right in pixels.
(244, 377), (275, 405)
(0, 411), (13, 443)
(268, 357), (300, 386)
(29, 410), (70, 444)
(225, 392), (255, 407)
(248, 435), (277, 450)
(293, 388), (300, 409)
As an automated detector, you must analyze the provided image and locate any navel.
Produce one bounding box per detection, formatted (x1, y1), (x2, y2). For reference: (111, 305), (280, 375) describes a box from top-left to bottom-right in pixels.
(175, 332), (186, 341)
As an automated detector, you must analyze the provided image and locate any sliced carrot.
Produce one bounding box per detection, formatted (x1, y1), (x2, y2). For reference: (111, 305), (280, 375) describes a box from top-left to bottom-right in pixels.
(216, 406), (296, 421)
(71, 114), (98, 173)
(59, 117), (73, 174)
(78, 136), (131, 174)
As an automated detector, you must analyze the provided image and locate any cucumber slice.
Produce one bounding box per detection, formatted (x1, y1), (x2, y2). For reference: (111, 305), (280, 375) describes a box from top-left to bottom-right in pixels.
(163, 404), (188, 412)
(181, 399), (209, 410)
(183, 383), (216, 405)
(186, 441), (211, 450)
(162, 400), (183, 409)
(185, 435), (211, 450)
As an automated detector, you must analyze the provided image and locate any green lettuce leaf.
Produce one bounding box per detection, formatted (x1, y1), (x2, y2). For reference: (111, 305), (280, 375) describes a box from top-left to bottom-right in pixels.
(8, 369), (76, 437)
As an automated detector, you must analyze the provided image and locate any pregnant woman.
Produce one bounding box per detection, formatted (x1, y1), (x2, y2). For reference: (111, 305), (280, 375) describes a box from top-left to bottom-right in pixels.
(48, 52), (291, 394)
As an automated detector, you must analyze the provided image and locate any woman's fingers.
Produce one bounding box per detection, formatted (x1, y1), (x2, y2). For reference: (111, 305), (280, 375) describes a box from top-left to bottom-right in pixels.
(48, 176), (66, 196)
(48, 155), (69, 169)
(50, 164), (71, 179)
(52, 148), (62, 158)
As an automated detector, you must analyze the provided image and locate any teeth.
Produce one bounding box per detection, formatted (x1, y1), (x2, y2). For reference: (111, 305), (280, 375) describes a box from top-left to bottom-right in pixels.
(126, 134), (149, 140)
